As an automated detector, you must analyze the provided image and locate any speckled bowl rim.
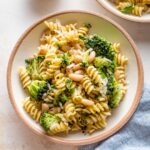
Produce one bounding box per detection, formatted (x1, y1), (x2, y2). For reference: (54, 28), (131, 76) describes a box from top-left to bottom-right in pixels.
(96, 0), (150, 23)
(7, 10), (144, 146)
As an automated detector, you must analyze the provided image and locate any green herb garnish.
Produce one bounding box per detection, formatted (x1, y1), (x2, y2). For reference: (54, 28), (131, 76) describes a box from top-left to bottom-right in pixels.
(121, 5), (134, 14)
(61, 53), (70, 66)
(80, 61), (89, 68)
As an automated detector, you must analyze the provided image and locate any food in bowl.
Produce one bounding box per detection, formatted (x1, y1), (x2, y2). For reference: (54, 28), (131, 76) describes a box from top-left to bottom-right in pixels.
(18, 20), (128, 135)
(110, 0), (150, 16)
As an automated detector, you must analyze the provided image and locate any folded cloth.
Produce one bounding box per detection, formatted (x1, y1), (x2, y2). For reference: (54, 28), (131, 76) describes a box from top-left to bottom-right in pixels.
(79, 84), (150, 150)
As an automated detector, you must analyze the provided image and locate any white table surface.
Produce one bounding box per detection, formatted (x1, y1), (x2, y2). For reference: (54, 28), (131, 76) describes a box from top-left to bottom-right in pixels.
(0, 0), (149, 149)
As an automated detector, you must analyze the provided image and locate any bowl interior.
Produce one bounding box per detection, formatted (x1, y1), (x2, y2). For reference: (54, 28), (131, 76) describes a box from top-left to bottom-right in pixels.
(97, 0), (150, 22)
(10, 12), (139, 142)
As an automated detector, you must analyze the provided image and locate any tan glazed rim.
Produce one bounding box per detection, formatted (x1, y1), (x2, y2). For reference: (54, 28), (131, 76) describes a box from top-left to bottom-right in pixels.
(7, 10), (144, 145)
(96, 0), (150, 23)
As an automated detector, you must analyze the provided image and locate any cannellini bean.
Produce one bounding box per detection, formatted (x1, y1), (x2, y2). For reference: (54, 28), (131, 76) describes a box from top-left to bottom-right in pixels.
(61, 45), (71, 51)
(69, 73), (83, 82)
(75, 43), (82, 49)
(73, 55), (83, 64)
(81, 99), (94, 106)
(69, 50), (75, 55)
(49, 107), (61, 113)
(74, 70), (84, 75)
(66, 64), (75, 74)
(42, 103), (49, 112)
(73, 64), (83, 71)
(88, 51), (96, 63)
(69, 50), (79, 55)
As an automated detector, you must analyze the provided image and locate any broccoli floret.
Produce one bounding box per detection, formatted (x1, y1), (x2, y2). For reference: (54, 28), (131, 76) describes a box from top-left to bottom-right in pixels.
(60, 94), (68, 103)
(97, 68), (107, 79)
(65, 79), (75, 94)
(108, 83), (123, 108)
(40, 112), (60, 131)
(100, 60), (116, 77)
(82, 35), (115, 61)
(94, 57), (111, 68)
(54, 93), (68, 106)
(107, 76), (116, 95)
(25, 56), (44, 80)
(80, 61), (89, 68)
(27, 80), (49, 100)
(80, 50), (90, 68)
(61, 53), (70, 66)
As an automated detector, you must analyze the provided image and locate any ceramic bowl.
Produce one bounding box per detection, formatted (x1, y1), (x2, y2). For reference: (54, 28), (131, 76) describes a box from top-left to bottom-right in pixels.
(7, 10), (143, 145)
(97, 0), (150, 23)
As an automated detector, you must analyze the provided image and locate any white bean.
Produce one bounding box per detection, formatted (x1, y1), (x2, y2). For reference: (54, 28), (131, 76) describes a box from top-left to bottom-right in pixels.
(69, 50), (79, 55)
(81, 99), (94, 106)
(69, 73), (83, 82)
(66, 64), (75, 74)
(73, 64), (83, 71)
(61, 45), (71, 51)
(42, 103), (49, 112)
(88, 51), (96, 63)
(69, 50), (75, 55)
(74, 70), (84, 75)
(73, 55), (82, 64)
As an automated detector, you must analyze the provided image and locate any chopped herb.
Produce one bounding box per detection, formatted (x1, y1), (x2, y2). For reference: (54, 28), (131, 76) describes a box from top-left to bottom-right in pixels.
(84, 23), (92, 29)
(46, 61), (51, 65)
(61, 94), (68, 103)
(79, 35), (86, 40)
(68, 88), (75, 94)
(50, 85), (56, 90)
(121, 5), (134, 14)
(65, 79), (75, 94)
(54, 93), (68, 106)
(61, 53), (70, 66)
(80, 61), (89, 67)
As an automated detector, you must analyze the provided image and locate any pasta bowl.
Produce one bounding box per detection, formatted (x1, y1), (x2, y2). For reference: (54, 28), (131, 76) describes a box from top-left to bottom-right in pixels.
(97, 0), (150, 23)
(7, 10), (143, 145)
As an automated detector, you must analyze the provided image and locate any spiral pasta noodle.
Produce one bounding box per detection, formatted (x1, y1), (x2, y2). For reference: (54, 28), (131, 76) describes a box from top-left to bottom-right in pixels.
(115, 66), (126, 85)
(44, 21), (62, 33)
(23, 97), (42, 122)
(64, 23), (77, 32)
(46, 58), (61, 79)
(115, 53), (128, 66)
(78, 26), (89, 36)
(132, 5), (144, 16)
(64, 102), (77, 123)
(81, 75), (94, 95)
(112, 42), (121, 53)
(53, 72), (67, 91)
(18, 67), (31, 89)
(48, 121), (69, 134)
(86, 66), (103, 85)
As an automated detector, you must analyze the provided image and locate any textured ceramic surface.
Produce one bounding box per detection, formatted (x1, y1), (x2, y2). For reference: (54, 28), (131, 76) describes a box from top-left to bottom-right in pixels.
(7, 11), (143, 145)
(97, 0), (150, 23)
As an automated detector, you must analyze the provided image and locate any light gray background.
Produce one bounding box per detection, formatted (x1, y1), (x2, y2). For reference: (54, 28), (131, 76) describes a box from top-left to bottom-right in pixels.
(0, 0), (149, 149)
